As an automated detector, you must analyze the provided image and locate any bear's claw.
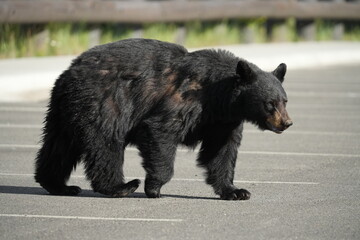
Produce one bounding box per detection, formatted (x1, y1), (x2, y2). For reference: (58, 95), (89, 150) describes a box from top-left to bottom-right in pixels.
(111, 179), (141, 197)
(220, 189), (251, 200)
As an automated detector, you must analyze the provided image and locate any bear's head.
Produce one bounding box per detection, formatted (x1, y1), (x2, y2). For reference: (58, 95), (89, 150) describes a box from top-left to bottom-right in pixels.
(235, 60), (293, 134)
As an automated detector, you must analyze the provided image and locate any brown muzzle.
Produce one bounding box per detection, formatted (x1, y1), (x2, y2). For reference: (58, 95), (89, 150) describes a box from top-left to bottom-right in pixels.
(266, 102), (293, 134)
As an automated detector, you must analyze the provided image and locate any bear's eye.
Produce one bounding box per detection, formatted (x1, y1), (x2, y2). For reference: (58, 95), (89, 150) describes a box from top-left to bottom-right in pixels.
(284, 99), (288, 107)
(265, 102), (275, 112)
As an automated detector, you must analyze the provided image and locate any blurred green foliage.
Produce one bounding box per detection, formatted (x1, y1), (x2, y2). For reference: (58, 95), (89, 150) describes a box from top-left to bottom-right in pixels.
(1, 20), (359, 58)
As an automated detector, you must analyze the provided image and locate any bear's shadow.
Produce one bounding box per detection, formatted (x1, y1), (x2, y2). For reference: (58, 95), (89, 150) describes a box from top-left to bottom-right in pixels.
(0, 185), (217, 200)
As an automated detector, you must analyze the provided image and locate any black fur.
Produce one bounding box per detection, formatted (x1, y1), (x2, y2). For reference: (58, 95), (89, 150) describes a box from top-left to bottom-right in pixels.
(35, 38), (291, 200)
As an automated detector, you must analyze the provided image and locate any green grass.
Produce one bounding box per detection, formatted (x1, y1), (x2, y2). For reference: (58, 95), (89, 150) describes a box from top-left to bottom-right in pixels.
(143, 23), (178, 43)
(1, 24), (28, 58)
(100, 24), (133, 44)
(315, 20), (335, 41)
(1, 20), (360, 58)
(185, 20), (242, 47)
(270, 18), (298, 42)
(344, 25), (360, 41)
(0, 23), (91, 58)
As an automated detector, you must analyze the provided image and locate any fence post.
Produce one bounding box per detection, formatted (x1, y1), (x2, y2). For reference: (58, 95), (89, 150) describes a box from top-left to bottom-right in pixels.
(244, 24), (255, 43)
(34, 29), (49, 51)
(332, 0), (344, 40)
(175, 23), (186, 45)
(132, 25), (143, 39)
(297, 0), (316, 41)
(268, 19), (289, 42)
(89, 27), (101, 48)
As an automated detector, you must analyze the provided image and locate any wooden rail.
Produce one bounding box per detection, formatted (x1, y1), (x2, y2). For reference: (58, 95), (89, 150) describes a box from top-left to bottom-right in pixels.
(1, 0), (360, 23)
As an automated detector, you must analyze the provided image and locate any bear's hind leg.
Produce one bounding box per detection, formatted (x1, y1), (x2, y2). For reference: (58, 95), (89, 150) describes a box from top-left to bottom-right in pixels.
(35, 132), (82, 196)
(136, 128), (177, 198)
(83, 140), (140, 197)
(141, 144), (177, 198)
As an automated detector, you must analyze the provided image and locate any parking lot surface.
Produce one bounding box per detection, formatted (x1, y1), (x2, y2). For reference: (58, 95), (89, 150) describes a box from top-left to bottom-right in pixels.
(1, 65), (359, 239)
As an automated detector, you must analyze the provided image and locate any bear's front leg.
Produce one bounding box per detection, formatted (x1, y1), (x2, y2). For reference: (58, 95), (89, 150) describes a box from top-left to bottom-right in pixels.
(197, 123), (251, 200)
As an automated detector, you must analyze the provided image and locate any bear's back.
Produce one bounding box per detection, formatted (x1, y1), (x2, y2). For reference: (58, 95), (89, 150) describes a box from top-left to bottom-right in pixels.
(68, 39), (188, 85)
(85, 38), (187, 65)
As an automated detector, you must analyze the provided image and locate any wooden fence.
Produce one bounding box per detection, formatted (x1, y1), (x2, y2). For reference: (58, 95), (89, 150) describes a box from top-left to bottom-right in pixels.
(1, 0), (360, 23)
(1, 0), (359, 45)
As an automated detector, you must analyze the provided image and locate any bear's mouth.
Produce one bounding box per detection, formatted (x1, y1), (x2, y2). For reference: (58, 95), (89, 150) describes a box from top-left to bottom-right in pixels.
(265, 121), (284, 134)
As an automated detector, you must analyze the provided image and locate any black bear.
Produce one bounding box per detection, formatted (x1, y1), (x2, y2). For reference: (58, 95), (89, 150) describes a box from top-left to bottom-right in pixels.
(35, 38), (292, 200)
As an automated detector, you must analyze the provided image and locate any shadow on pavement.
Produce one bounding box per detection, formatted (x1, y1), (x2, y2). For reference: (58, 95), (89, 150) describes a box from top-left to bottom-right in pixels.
(0, 185), (217, 200)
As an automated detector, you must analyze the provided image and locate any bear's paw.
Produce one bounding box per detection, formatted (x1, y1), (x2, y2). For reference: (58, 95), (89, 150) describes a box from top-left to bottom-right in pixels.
(220, 188), (251, 201)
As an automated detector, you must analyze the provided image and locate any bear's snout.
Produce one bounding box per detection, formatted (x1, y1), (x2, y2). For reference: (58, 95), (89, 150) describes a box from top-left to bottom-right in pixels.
(266, 102), (292, 133)
(284, 119), (293, 129)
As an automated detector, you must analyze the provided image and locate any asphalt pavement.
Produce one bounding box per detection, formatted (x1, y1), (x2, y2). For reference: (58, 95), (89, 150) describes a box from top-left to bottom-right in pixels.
(0, 43), (360, 239)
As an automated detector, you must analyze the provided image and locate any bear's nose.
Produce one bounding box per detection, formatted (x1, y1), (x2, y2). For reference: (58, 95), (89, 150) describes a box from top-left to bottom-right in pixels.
(284, 120), (293, 128)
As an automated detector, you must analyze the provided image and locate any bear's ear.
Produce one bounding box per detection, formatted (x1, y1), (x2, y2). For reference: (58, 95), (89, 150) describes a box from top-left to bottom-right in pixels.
(272, 63), (287, 83)
(236, 60), (254, 84)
